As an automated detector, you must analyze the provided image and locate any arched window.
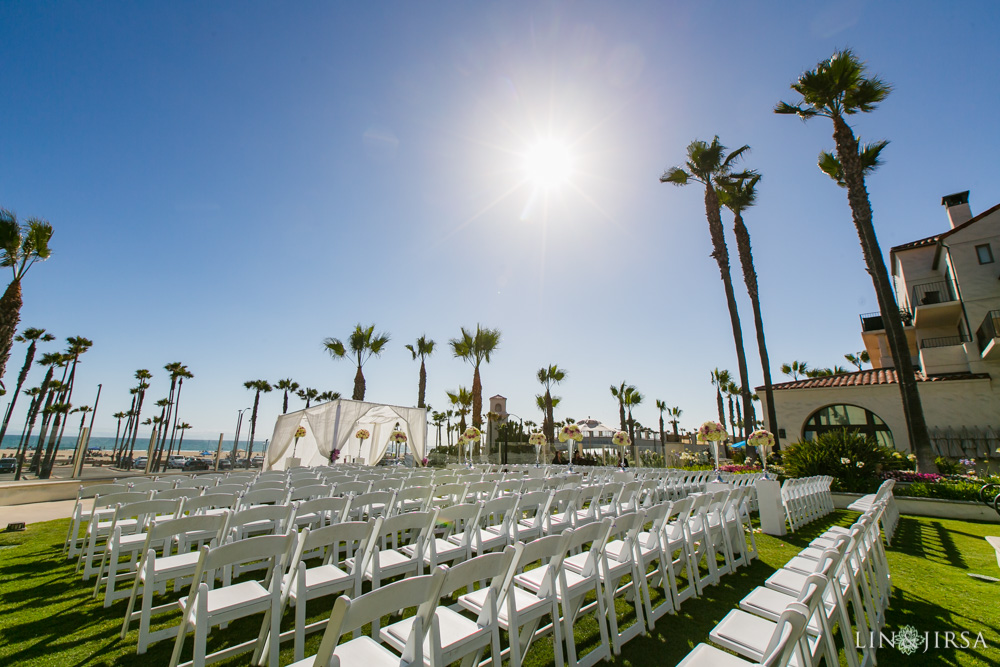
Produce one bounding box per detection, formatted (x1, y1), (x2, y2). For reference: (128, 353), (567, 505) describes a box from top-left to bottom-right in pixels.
(802, 404), (894, 449)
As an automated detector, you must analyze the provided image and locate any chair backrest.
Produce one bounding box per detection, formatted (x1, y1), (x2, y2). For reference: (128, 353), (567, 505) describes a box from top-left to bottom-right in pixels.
(112, 498), (183, 530)
(195, 532), (295, 590)
(92, 491), (151, 511)
(395, 486), (433, 512)
(377, 510), (437, 551)
(351, 490), (395, 520)
(153, 488), (203, 502)
(78, 483), (129, 501)
(174, 478), (215, 489)
(146, 513), (230, 555)
(286, 484), (331, 503)
(334, 481), (371, 496)
(480, 495), (517, 530)
(312, 568), (449, 667)
(564, 518), (613, 577)
(441, 546), (518, 624)
(434, 502), (482, 546)
(129, 480), (175, 493)
(212, 483), (248, 495)
(516, 491), (552, 523)
(605, 510), (644, 564)
(759, 604), (809, 667)
(228, 504), (294, 539)
(295, 496), (351, 526)
(372, 478), (404, 493)
(183, 492), (239, 515)
(248, 481), (287, 493)
(240, 488), (288, 508)
(511, 532), (572, 597)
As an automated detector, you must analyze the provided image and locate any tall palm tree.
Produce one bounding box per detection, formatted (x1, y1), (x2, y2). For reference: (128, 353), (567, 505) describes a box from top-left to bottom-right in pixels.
(39, 401), (70, 478)
(275, 378), (299, 414)
(0, 210), (53, 387)
(776, 49), (933, 472)
(53, 336), (93, 452)
(609, 382), (628, 433)
(70, 405), (93, 464)
(655, 399), (667, 454)
(125, 369), (152, 467)
(317, 390), (341, 402)
(430, 411), (445, 449)
(13, 385), (42, 479)
(297, 387), (318, 409)
(717, 172), (779, 442)
(0, 327), (54, 447)
(165, 364), (193, 463)
(623, 385), (642, 463)
(724, 381), (739, 441)
(667, 406), (683, 438)
(536, 364), (567, 460)
(449, 325), (501, 429)
(151, 397), (171, 471)
(534, 393), (562, 460)
(844, 351), (870, 371)
(780, 361), (809, 380)
(175, 422), (192, 455)
(323, 324), (390, 401)
(662, 139), (756, 432)
(446, 387), (473, 459)
(111, 410), (128, 461)
(710, 369), (731, 430)
(243, 380), (272, 463)
(404, 335), (435, 408)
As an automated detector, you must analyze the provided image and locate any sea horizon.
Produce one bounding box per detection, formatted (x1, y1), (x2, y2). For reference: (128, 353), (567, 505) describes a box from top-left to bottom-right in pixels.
(0, 434), (254, 454)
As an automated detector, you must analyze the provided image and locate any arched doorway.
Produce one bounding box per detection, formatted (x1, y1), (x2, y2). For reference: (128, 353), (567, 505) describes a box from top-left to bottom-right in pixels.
(802, 404), (895, 449)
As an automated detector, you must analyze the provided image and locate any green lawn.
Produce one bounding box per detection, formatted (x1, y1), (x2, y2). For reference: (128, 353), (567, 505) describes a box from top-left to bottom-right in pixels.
(0, 512), (998, 666)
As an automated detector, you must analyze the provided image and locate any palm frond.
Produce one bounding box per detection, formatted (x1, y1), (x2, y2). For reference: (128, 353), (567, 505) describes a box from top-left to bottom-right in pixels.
(323, 337), (347, 358)
(660, 167), (690, 185)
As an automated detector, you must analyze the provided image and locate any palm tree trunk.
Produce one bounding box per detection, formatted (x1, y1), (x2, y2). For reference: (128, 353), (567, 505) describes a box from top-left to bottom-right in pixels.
(832, 114), (933, 472)
(417, 360), (427, 408)
(0, 340), (36, 447)
(353, 367), (365, 401)
(543, 389), (555, 463)
(704, 184), (757, 433)
(658, 415), (665, 457)
(54, 355), (81, 454)
(282, 389), (289, 414)
(728, 395), (736, 441)
(0, 279), (23, 384)
(617, 393), (627, 433)
(13, 392), (41, 480)
(40, 410), (64, 479)
(716, 387), (726, 429)
(166, 378), (185, 463)
(472, 367), (483, 430)
(127, 390), (146, 467)
(733, 210), (780, 445)
(245, 390), (261, 463)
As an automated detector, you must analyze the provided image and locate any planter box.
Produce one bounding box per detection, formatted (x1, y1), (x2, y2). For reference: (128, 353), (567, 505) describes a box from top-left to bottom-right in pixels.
(832, 492), (1000, 523)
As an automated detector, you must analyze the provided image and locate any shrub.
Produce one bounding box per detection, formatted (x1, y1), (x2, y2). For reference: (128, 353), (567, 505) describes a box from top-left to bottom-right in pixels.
(782, 429), (898, 493)
(935, 457), (964, 475)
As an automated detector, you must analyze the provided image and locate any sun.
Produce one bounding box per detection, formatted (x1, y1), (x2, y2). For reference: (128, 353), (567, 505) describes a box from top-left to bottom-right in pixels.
(522, 139), (574, 188)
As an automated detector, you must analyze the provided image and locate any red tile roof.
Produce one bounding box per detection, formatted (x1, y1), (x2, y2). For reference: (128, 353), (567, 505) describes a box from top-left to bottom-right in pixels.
(890, 201), (1000, 255)
(760, 369), (991, 391)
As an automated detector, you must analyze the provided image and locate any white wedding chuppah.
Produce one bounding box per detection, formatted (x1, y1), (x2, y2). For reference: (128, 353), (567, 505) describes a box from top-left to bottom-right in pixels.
(265, 399), (427, 470)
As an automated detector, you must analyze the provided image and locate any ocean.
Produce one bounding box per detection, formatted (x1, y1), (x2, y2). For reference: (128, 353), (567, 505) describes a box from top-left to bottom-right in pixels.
(1, 434), (250, 453)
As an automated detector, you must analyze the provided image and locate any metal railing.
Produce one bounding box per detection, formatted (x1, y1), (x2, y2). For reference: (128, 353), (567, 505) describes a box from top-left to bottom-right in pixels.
(919, 334), (969, 349)
(912, 280), (956, 306)
(975, 310), (1000, 354)
(859, 309), (913, 332)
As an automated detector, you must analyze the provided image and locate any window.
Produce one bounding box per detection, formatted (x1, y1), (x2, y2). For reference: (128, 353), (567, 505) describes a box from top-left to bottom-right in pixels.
(977, 243), (994, 264)
(802, 404), (894, 448)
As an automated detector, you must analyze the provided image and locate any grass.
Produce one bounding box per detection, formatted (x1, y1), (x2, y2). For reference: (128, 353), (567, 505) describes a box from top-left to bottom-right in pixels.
(0, 512), (998, 666)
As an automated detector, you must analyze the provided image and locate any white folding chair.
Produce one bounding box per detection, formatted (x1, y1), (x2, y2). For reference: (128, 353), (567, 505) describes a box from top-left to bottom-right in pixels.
(64, 482), (130, 558)
(77, 491), (151, 579)
(168, 532), (295, 667)
(677, 604), (809, 667)
(409, 502), (481, 569)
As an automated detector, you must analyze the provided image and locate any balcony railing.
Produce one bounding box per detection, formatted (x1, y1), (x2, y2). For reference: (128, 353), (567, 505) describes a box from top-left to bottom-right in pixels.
(912, 280), (956, 307)
(976, 310), (1000, 354)
(919, 334), (969, 349)
(859, 309), (913, 332)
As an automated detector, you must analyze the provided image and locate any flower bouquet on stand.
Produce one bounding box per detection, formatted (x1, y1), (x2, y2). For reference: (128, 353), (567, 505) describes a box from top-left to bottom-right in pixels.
(612, 430), (631, 470)
(464, 427), (482, 467)
(354, 429), (370, 464)
(528, 432), (546, 467)
(747, 429), (775, 479)
(558, 423), (583, 472)
(288, 425), (306, 470)
(389, 429), (408, 465)
(699, 421), (728, 481)
(456, 434), (468, 465)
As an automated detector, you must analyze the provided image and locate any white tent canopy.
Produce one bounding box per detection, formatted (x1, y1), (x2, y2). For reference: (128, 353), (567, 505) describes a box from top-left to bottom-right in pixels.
(265, 399), (427, 470)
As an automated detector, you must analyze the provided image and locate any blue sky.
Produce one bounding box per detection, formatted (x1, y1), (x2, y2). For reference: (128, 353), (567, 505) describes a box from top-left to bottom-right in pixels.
(1, 1), (998, 443)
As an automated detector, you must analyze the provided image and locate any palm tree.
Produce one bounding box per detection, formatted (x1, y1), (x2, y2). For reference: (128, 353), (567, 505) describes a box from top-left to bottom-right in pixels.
(667, 406), (683, 438)
(0, 210), (53, 387)
(243, 380), (272, 463)
(323, 324), (390, 401)
(710, 369), (731, 429)
(430, 411), (445, 449)
(53, 336), (93, 452)
(446, 386), (473, 459)
(534, 393), (562, 461)
(164, 364), (193, 464)
(536, 365), (567, 459)
(609, 382), (628, 432)
(655, 399), (667, 455)
(153, 362), (185, 470)
(717, 172), (780, 442)
(275, 378), (299, 414)
(662, 140), (756, 432)
(70, 405), (93, 464)
(404, 335), (435, 408)
(776, 49), (933, 472)
(0, 327), (54, 447)
(317, 390), (341, 402)
(151, 397), (171, 471)
(125, 369), (152, 467)
(844, 351), (870, 371)
(111, 410), (127, 461)
(39, 401), (70, 477)
(623, 385), (643, 463)
(13, 385), (41, 479)
(175, 422), (192, 456)
(449, 325), (501, 429)
(297, 387), (318, 408)
(724, 381), (740, 441)
(780, 361), (809, 380)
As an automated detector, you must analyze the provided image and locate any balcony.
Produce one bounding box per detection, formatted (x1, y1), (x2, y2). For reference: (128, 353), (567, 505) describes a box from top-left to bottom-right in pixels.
(920, 334), (970, 349)
(919, 334), (971, 375)
(859, 309), (912, 333)
(911, 280), (962, 328)
(859, 310), (917, 369)
(976, 310), (1000, 360)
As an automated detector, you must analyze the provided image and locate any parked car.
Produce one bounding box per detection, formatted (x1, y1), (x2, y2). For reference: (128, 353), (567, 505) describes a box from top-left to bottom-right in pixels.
(166, 456), (187, 469)
(182, 458), (211, 471)
(0, 458), (16, 474)
(132, 457), (148, 470)
(217, 458), (232, 470)
(251, 456), (264, 468)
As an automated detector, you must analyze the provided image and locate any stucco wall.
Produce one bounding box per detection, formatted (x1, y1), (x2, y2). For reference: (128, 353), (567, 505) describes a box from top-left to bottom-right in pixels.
(760, 376), (1000, 451)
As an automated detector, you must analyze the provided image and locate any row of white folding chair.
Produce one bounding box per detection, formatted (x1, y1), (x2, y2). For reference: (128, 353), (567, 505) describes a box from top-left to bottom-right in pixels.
(846, 479), (899, 544)
(781, 476), (834, 531)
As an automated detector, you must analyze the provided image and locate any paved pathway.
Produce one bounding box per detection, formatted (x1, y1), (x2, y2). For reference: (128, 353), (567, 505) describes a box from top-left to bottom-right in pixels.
(0, 499), (77, 526)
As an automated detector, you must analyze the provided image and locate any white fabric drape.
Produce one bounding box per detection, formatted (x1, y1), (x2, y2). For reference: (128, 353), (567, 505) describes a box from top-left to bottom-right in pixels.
(265, 399), (426, 470)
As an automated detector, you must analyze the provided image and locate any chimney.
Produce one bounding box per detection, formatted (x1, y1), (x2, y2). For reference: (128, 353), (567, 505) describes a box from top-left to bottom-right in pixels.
(941, 190), (972, 229)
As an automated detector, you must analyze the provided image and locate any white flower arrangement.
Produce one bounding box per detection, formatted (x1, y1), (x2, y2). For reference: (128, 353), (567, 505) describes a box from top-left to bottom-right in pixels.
(747, 429), (774, 449)
(389, 430), (407, 444)
(463, 427), (481, 442)
(528, 432), (547, 446)
(698, 421), (727, 442)
(558, 424), (583, 442)
(841, 457), (851, 465)
(611, 430), (631, 448)
(355, 429), (370, 440)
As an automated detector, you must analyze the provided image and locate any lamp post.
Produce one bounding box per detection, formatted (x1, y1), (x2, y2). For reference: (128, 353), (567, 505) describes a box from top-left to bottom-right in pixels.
(231, 407), (251, 465)
(503, 412), (523, 465)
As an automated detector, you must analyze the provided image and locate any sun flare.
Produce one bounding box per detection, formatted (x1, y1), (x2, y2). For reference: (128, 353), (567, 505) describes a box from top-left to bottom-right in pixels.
(523, 139), (574, 188)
